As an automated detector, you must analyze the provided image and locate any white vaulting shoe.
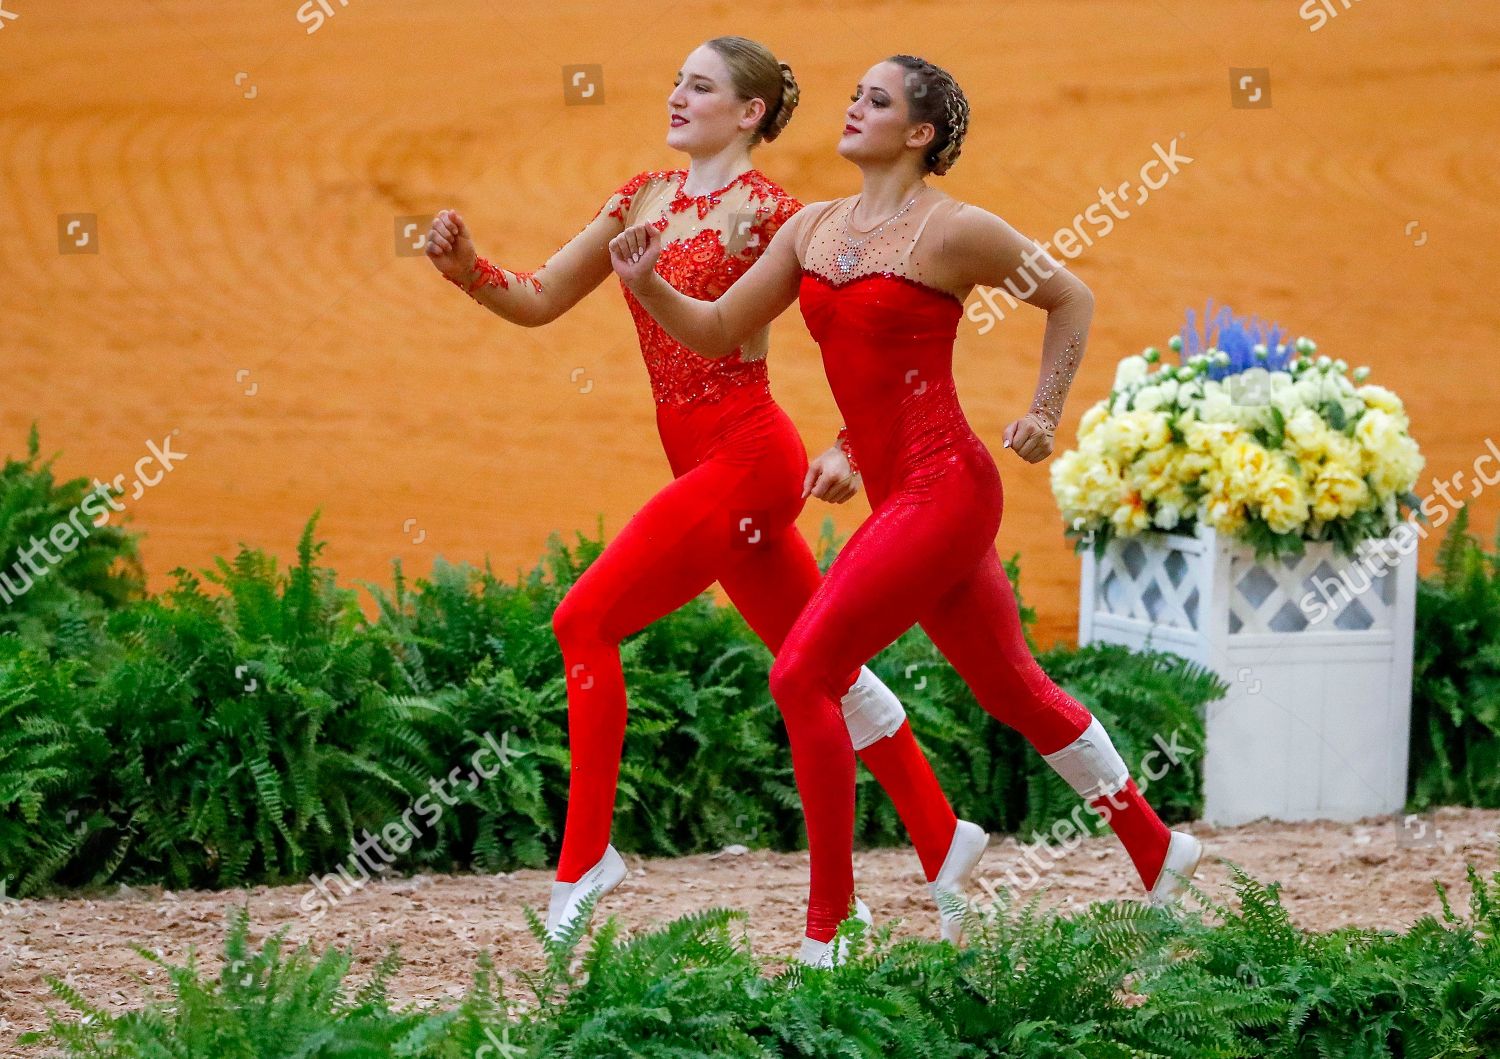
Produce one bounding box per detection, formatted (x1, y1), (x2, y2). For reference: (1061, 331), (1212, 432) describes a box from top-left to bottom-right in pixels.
(796, 897), (874, 968)
(1147, 830), (1204, 908)
(545, 844), (628, 942)
(928, 819), (989, 946)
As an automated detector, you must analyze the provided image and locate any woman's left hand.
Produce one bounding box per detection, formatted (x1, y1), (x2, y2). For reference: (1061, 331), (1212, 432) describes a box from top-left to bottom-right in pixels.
(803, 447), (861, 503)
(1002, 412), (1055, 463)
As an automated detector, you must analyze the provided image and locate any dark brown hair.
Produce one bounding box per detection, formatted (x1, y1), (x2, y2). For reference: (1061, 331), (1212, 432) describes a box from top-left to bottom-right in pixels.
(887, 54), (969, 175)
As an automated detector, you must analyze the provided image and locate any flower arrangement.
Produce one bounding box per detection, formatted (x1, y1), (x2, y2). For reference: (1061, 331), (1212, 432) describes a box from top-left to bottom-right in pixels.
(1050, 301), (1426, 562)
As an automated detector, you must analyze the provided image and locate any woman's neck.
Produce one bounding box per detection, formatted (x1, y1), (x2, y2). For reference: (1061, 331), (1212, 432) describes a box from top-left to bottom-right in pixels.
(681, 147), (756, 197)
(850, 167), (930, 227)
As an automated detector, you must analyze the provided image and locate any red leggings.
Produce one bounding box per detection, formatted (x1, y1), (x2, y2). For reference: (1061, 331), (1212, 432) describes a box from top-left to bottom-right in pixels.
(769, 436), (1100, 940)
(552, 383), (957, 883)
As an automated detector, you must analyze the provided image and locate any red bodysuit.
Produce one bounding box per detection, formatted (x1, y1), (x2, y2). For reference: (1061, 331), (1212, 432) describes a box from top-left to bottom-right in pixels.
(756, 192), (1170, 940)
(548, 170), (959, 885)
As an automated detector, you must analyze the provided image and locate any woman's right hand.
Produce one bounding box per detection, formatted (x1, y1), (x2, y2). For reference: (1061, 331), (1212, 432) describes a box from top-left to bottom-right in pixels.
(608, 223), (664, 289)
(426, 209), (478, 282)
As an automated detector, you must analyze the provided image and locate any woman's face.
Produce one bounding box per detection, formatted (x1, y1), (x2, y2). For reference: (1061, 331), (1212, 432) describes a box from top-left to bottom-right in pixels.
(665, 45), (764, 154)
(838, 61), (932, 169)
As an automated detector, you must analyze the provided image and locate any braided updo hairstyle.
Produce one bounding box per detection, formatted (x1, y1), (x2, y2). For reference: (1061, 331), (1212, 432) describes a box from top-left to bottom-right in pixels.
(705, 36), (800, 146)
(887, 54), (969, 176)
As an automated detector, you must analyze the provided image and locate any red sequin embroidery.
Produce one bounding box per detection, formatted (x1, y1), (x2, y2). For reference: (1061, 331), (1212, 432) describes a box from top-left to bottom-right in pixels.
(448, 257), (542, 295)
(606, 169), (802, 406)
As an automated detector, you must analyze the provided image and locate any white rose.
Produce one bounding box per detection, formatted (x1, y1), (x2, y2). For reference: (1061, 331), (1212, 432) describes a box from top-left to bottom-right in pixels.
(1200, 391), (1236, 423)
(1293, 376), (1327, 407)
(1134, 385), (1164, 412)
(1114, 355), (1149, 388)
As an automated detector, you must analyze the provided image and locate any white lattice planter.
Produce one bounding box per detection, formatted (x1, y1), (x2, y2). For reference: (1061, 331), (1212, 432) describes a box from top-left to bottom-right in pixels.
(1078, 523), (1418, 826)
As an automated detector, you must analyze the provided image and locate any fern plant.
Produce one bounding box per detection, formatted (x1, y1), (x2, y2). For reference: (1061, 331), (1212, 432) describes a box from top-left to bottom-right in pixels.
(0, 424), (144, 658)
(24, 846), (1500, 1056)
(1409, 504), (1500, 809)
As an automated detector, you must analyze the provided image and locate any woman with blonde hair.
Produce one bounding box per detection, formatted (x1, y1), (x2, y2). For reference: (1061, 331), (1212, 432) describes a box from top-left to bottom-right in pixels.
(426, 38), (987, 949)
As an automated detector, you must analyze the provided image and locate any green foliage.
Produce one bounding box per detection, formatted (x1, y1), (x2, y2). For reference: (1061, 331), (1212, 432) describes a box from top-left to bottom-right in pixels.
(1408, 505), (1500, 809)
(0, 492), (1223, 897)
(0, 423), (144, 657)
(21, 846), (1500, 1057)
(0, 640), (105, 896)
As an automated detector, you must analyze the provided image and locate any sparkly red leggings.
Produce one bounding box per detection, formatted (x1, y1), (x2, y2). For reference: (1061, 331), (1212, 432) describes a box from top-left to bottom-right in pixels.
(769, 437), (1103, 941)
(552, 383), (957, 883)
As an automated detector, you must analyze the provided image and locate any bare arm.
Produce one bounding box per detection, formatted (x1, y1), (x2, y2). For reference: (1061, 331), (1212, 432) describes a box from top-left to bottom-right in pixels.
(940, 203), (1095, 460)
(606, 207), (809, 359)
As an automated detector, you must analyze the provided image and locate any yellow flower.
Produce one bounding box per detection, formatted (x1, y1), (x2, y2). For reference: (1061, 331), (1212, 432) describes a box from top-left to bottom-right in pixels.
(1128, 447), (1178, 501)
(1255, 471), (1311, 535)
(1110, 490), (1152, 535)
(1356, 410), (1425, 496)
(1098, 409), (1171, 462)
(1284, 407), (1331, 460)
(1077, 401), (1110, 439)
(1200, 470), (1249, 535)
(1051, 448), (1127, 523)
(1322, 433), (1362, 470)
(1172, 449), (1216, 484)
(1183, 419), (1241, 456)
(1357, 383), (1407, 423)
(1311, 464), (1370, 521)
(1076, 455), (1128, 512)
(1220, 438), (1274, 497)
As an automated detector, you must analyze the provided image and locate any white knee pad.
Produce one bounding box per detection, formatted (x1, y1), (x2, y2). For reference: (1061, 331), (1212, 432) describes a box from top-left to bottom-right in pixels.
(840, 665), (908, 750)
(1041, 716), (1129, 800)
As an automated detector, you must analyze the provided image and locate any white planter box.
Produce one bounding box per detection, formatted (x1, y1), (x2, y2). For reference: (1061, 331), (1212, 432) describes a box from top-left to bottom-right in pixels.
(1077, 522), (1418, 826)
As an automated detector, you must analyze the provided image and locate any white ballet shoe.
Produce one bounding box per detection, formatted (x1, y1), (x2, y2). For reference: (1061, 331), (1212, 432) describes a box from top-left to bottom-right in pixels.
(796, 897), (874, 968)
(1147, 830), (1203, 908)
(928, 819), (989, 945)
(545, 844), (628, 942)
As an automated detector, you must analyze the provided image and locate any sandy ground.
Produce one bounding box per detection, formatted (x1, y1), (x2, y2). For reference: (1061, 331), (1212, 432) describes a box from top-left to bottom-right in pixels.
(3, 2), (1497, 647)
(1, 807), (1496, 1051)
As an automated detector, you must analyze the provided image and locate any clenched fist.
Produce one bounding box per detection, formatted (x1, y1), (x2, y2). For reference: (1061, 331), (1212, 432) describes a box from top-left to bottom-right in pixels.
(608, 223), (664, 287)
(1002, 411), (1056, 463)
(803, 446), (861, 504)
(426, 209), (478, 283)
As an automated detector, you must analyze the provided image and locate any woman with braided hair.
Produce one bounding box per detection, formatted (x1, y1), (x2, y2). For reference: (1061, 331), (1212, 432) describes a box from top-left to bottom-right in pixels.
(425, 39), (988, 948)
(610, 54), (1205, 966)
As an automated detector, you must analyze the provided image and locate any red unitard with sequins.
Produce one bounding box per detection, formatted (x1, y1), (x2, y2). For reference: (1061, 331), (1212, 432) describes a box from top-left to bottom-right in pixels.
(458, 169), (963, 887)
(615, 187), (1174, 942)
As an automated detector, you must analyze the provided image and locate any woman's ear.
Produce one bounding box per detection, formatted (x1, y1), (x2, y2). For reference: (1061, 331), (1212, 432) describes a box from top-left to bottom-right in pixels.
(740, 95), (767, 133)
(906, 121), (937, 152)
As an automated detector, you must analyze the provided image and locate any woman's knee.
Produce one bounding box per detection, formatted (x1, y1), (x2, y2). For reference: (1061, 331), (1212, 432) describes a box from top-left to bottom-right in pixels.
(552, 584), (608, 648)
(768, 646), (815, 708)
(769, 642), (844, 712)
